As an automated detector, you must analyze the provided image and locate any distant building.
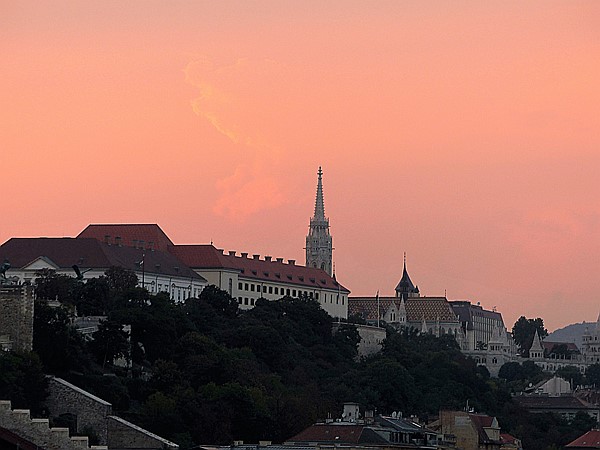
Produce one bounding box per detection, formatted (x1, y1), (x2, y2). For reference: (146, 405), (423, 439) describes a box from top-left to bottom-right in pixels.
(566, 429), (600, 449)
(349, 263), (518, 376)
(286, 402), (438, 449)
(434, 410), (501, 450)
(0, 236), (207, 302)
(512, 394), (599, 423)
(79, 223), (350, 318)
(305, 167), (333, 276)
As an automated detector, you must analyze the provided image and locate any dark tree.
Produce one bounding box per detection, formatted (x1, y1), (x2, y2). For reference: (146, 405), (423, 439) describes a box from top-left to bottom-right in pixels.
(33, 299), (91, 374)
(512, 316), (548, 356)
(90, 320), (130, 368)
(198, 284), (239, 318)
(105, 266), (139, 293)
(585, 363), (600, 386)
(0, 351), (48, 414)
(34, 268), (77, 303)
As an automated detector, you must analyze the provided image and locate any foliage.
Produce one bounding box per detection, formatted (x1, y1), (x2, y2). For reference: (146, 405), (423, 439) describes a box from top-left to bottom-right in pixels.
(33, 299), (92, 374)
(89, 320), (130, 367)
(24, 277), (584, 449)
(0, 351), (48, 414)
(512, 316), (548, 356)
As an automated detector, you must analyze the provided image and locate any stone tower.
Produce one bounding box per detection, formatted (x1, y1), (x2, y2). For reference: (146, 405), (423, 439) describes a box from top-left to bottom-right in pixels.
(306, 167), (333, 275)
(0, 285), (34, 352)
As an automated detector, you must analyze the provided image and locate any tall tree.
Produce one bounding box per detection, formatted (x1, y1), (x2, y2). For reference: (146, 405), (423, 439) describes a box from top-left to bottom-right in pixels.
(512, 316), (548, 355)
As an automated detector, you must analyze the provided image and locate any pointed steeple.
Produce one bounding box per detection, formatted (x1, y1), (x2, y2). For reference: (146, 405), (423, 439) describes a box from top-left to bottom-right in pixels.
(306, 167), (333, 275)
(529, 329), (544, 359)
(314, 166), (325, 220)
(395, 253), (419, 298)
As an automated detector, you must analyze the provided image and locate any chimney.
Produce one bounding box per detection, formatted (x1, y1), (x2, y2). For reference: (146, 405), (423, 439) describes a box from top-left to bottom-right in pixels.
(276, 258), (284, 263)
(253, 254), (260, 260)
(228, 251), (236, 256)
(241, 252), (248, 258)
(265, 256), (272, 262)
(288, 259), (295, 265)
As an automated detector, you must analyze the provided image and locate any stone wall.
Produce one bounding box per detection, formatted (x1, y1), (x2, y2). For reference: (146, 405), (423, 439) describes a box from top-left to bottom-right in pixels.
(45, 377), (112, 445)
(0, 399), (108, 450)
(355, 325), (386, 357)
(107, 416), (178, 450)
(0, 285), (34, 352)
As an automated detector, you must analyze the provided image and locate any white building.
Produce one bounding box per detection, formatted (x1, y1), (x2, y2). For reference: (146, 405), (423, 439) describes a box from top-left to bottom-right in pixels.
(77, 223), (350, 319)
(0, 236), (207, 302)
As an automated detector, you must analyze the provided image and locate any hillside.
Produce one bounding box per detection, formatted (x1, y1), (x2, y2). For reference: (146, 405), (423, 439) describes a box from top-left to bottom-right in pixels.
(547, 322), (596, 348)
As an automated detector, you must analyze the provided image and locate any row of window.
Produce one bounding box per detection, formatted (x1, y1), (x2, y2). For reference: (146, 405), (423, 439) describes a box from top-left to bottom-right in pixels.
(238, 282), (323, 300)
(237, 293), (346, 306)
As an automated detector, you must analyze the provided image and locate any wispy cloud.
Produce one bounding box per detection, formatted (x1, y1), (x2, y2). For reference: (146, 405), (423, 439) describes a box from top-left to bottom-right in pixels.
(184, 57), (288, 220)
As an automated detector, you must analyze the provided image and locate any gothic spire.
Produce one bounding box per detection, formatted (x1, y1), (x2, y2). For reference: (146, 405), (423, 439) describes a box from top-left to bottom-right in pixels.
(306, 167), (333, 275)
(314, 166), (325, 220)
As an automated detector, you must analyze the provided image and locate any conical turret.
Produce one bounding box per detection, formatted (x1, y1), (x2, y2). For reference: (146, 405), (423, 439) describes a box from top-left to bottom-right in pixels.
(395, 253), (419, 298)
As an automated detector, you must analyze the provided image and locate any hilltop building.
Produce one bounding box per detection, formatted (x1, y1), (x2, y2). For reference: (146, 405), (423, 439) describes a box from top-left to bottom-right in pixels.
(0, 223), (349, 319)
(0, 236), (207, 302)
(305, 167), (333, 276)
(349, 261), (517, 376)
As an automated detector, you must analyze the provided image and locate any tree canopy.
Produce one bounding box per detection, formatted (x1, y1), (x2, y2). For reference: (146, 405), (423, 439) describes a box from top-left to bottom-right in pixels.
(512, 316), (548, 356)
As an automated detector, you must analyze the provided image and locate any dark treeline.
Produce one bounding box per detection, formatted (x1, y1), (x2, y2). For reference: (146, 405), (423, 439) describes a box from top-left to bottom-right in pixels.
(0, 267), (596, 449)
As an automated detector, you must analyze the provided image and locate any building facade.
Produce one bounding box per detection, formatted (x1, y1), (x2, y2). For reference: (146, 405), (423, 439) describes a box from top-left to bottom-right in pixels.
(78, 223), (350, 318)
(0, 236), (207, 302)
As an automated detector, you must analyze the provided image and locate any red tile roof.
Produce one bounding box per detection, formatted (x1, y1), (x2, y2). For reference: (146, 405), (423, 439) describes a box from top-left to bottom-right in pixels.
(78, 224), (175, 251)
(500, 433), (518, 445)
(349, 296), (458, 322)
(76, 224), (349, 293)
(172, 245), (349, 292)
(543, 341), (580, 352)
(286, 424), (365, 444)
(468, 414), (500, 445)
(567, 430), (600, 448)
(0, 237), (203, 280)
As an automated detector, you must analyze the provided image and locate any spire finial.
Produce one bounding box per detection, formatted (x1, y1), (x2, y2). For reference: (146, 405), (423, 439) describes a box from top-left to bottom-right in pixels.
(313, 166), (326, 219)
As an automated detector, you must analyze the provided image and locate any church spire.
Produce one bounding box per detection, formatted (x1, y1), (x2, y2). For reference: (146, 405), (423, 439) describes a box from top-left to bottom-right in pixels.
(395, 253), (419, 298)
(314, 166), (325, 220)
(306, 167), (333, 275)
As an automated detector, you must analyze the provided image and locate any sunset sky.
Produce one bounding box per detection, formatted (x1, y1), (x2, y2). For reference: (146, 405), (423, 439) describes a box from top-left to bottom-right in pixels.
(2, 2), (599, 331)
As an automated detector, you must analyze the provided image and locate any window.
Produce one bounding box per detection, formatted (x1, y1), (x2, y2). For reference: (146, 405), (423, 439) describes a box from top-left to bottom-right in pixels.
(316, 293), (319, 300)
(262, 285), (267, 293)
(292, 289), (296, 297)
(245, 283), (249, 291)
(238, 282), (243, 290)
(250, 298), (255, 306)
(286, 289), (290, 296)
(250, 284), (255, 292)
(244, 298), (249, 305)
(268, 286), (273, 294)
(274, 287), (279, 294)
(238, 297), (243, 304)
(228, 279), (233, 295)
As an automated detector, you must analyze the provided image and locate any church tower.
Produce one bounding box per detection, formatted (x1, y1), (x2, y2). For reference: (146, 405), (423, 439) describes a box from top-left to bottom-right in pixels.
(306, 167), (333, 275)
(395, 254), (420, 298)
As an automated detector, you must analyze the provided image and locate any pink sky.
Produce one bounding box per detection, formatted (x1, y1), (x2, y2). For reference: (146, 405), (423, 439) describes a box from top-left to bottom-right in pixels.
(1, 2), (599, 331)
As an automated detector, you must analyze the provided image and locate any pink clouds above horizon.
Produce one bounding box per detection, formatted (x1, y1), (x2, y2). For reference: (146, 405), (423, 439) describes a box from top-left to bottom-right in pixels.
(1, 1), (599, 331)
